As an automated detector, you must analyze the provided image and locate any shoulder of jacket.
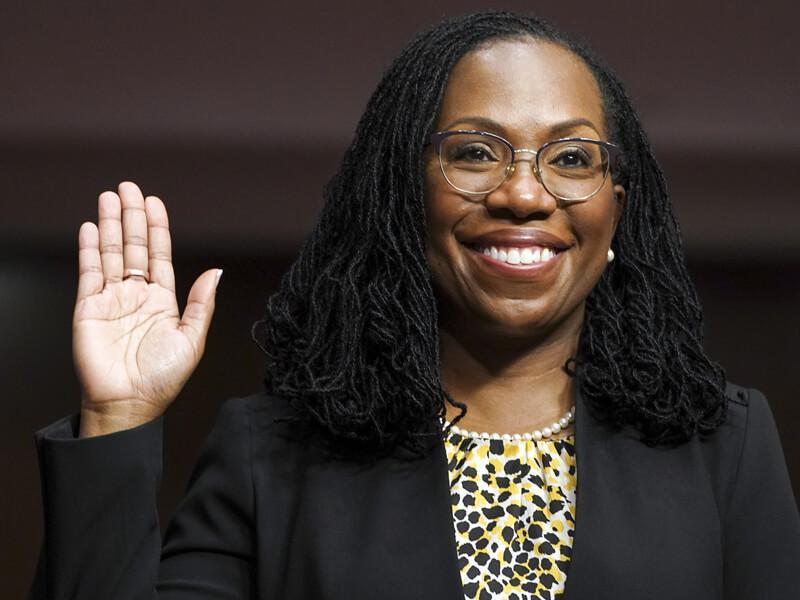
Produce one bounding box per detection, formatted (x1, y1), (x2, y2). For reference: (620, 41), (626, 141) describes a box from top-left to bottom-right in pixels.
(705, 380), (761, 448)
(219, 391), (316, 457)
(724, 380), (752, 408)
(720, 381), (774, 441)
(699, 380), (772, 516)
(219, 391), (296, 425)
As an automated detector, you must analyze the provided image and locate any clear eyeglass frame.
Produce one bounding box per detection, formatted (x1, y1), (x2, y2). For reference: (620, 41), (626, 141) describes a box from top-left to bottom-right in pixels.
(427, 129), (622, 202)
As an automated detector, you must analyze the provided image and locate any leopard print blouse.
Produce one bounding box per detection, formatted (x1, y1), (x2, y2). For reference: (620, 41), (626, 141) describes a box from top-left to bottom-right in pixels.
(444, 428), (577, 600)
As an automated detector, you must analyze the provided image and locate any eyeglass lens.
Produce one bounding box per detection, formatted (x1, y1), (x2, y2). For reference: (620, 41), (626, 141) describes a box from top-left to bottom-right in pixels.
(438, 133), (610, 199)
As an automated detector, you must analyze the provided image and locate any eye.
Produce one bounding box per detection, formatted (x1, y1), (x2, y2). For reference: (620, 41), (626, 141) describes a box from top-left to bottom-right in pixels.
(549, 146), (593, 168)
(451, 143), (499, 163)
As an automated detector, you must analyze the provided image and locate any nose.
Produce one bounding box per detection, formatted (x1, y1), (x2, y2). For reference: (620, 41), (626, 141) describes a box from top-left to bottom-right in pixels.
(483, 155), (557, 219)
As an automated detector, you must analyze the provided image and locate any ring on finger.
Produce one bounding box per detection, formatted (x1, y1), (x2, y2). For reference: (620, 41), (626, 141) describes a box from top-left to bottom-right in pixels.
(123, 268), (150, 282)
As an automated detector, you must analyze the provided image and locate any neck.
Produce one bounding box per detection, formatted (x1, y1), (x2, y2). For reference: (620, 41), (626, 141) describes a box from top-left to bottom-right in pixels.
(439, 318), (580, 436)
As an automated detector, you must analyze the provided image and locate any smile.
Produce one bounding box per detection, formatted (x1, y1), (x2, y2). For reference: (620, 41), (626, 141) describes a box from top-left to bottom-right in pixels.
(463, 243), (565, 279)
(476, 245), (559, 265)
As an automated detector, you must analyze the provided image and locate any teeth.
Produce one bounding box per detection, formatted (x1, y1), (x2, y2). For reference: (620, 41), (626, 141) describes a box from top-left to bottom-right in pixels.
(479, 245), (558, 265)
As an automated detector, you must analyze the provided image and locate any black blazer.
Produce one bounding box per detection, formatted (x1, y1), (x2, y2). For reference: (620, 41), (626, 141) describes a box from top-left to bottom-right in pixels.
(31, 382), (800, 599)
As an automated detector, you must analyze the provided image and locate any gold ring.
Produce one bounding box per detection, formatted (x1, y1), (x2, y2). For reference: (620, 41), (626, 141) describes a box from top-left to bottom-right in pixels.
(123, 268), (149, 282)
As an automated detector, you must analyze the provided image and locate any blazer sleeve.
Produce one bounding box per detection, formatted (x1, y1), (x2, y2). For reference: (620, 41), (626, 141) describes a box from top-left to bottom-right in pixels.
(722, 388), (800, 598)
(29, 397), (255, 600)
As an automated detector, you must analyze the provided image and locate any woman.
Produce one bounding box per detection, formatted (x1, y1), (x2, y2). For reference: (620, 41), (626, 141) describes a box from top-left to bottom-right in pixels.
(31, 10), (799, 600)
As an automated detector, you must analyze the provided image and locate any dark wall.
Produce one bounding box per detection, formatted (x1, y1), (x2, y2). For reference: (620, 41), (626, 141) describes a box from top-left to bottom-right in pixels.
(3, 2), (799, 597)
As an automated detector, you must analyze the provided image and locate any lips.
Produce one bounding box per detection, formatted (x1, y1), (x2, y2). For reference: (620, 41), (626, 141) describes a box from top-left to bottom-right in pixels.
(458, 228), (571, 278)
(461, 228), (572, 251)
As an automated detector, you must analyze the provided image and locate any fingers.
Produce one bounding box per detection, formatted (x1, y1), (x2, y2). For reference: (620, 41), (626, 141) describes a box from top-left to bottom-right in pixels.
(119, 182), (149, 280)
(145, 195), (175, 292)
(179, 269), (223, 352)
(98, 190), (124, 283)
(77, 221), (104, 302)
(90, 182), (176, 293)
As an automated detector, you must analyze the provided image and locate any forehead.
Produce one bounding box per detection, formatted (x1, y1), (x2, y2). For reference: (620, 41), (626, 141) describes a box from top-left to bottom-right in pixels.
(436, 39), (607, 141)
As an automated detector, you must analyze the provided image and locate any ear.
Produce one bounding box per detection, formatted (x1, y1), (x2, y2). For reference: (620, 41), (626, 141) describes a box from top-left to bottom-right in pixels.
(611, 183), (626, 232)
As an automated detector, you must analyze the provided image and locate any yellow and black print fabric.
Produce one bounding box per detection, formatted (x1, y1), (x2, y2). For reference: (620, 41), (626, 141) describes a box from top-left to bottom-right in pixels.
(445, 429), (577, 599)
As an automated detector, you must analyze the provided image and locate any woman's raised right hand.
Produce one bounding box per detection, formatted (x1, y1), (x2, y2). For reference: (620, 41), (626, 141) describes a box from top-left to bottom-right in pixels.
(73, 181), (222, 438)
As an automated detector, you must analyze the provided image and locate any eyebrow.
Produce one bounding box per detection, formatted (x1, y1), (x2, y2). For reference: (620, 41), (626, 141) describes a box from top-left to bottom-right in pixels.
(441, 116), (601, 138)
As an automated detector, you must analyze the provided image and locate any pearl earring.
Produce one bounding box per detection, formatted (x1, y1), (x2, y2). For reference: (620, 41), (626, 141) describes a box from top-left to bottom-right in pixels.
(607, 249), (615, 263)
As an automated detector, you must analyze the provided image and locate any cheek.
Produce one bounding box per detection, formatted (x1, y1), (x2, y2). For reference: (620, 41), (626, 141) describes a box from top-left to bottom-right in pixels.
(422, 184), (476, 298)
(423, 176), (468, 248)
(562, 196), (619, 291)
(423, 203), (459, 284)
(570, 194), (619, 248)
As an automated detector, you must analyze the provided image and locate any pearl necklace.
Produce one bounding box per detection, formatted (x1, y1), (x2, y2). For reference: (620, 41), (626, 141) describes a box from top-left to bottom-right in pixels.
(443, 404), (576, 442)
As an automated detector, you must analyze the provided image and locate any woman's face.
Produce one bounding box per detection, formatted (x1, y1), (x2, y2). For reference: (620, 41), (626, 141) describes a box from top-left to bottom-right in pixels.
(424, 38), (625, 342)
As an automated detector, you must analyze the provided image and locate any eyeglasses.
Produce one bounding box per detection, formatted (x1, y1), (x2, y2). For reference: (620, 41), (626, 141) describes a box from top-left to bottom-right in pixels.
(428, 130), (621, 201)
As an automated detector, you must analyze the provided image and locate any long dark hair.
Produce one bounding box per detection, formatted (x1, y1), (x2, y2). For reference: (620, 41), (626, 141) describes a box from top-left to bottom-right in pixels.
(251, 10), (727, 452)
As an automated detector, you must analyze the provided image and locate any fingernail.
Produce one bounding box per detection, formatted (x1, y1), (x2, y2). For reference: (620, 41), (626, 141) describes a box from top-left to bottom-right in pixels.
(214, 269), (223, 289)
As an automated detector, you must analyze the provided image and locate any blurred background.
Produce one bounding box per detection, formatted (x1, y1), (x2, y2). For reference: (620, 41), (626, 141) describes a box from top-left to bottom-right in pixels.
(2, 1), (798, 595)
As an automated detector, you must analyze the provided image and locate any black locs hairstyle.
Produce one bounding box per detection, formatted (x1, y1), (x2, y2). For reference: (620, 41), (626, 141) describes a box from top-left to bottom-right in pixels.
(251, 10), (728, 452)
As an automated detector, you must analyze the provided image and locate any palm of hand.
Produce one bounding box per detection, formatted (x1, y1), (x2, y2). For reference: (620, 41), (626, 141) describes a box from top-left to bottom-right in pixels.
(73, 182), (221, 428)
(74, 280), (193, 416)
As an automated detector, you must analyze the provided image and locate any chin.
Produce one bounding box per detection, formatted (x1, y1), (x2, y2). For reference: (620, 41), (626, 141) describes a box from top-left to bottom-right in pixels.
(471, 297), (586, 343)
(488, 318), (561, 341)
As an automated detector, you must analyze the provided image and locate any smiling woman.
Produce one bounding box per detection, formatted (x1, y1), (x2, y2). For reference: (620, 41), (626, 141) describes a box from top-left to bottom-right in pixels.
(425, 41), (627, 436)
(31, 9), (799, 600)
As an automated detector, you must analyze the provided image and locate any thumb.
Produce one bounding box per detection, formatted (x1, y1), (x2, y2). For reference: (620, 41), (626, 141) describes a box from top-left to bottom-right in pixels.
(179, 268), (223, 351)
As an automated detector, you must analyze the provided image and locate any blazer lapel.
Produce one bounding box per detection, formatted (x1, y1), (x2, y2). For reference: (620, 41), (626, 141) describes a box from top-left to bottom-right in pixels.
(561, 389), (722, 600)
(560, 385), (609, 600)
(264, 398), (466, 600)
